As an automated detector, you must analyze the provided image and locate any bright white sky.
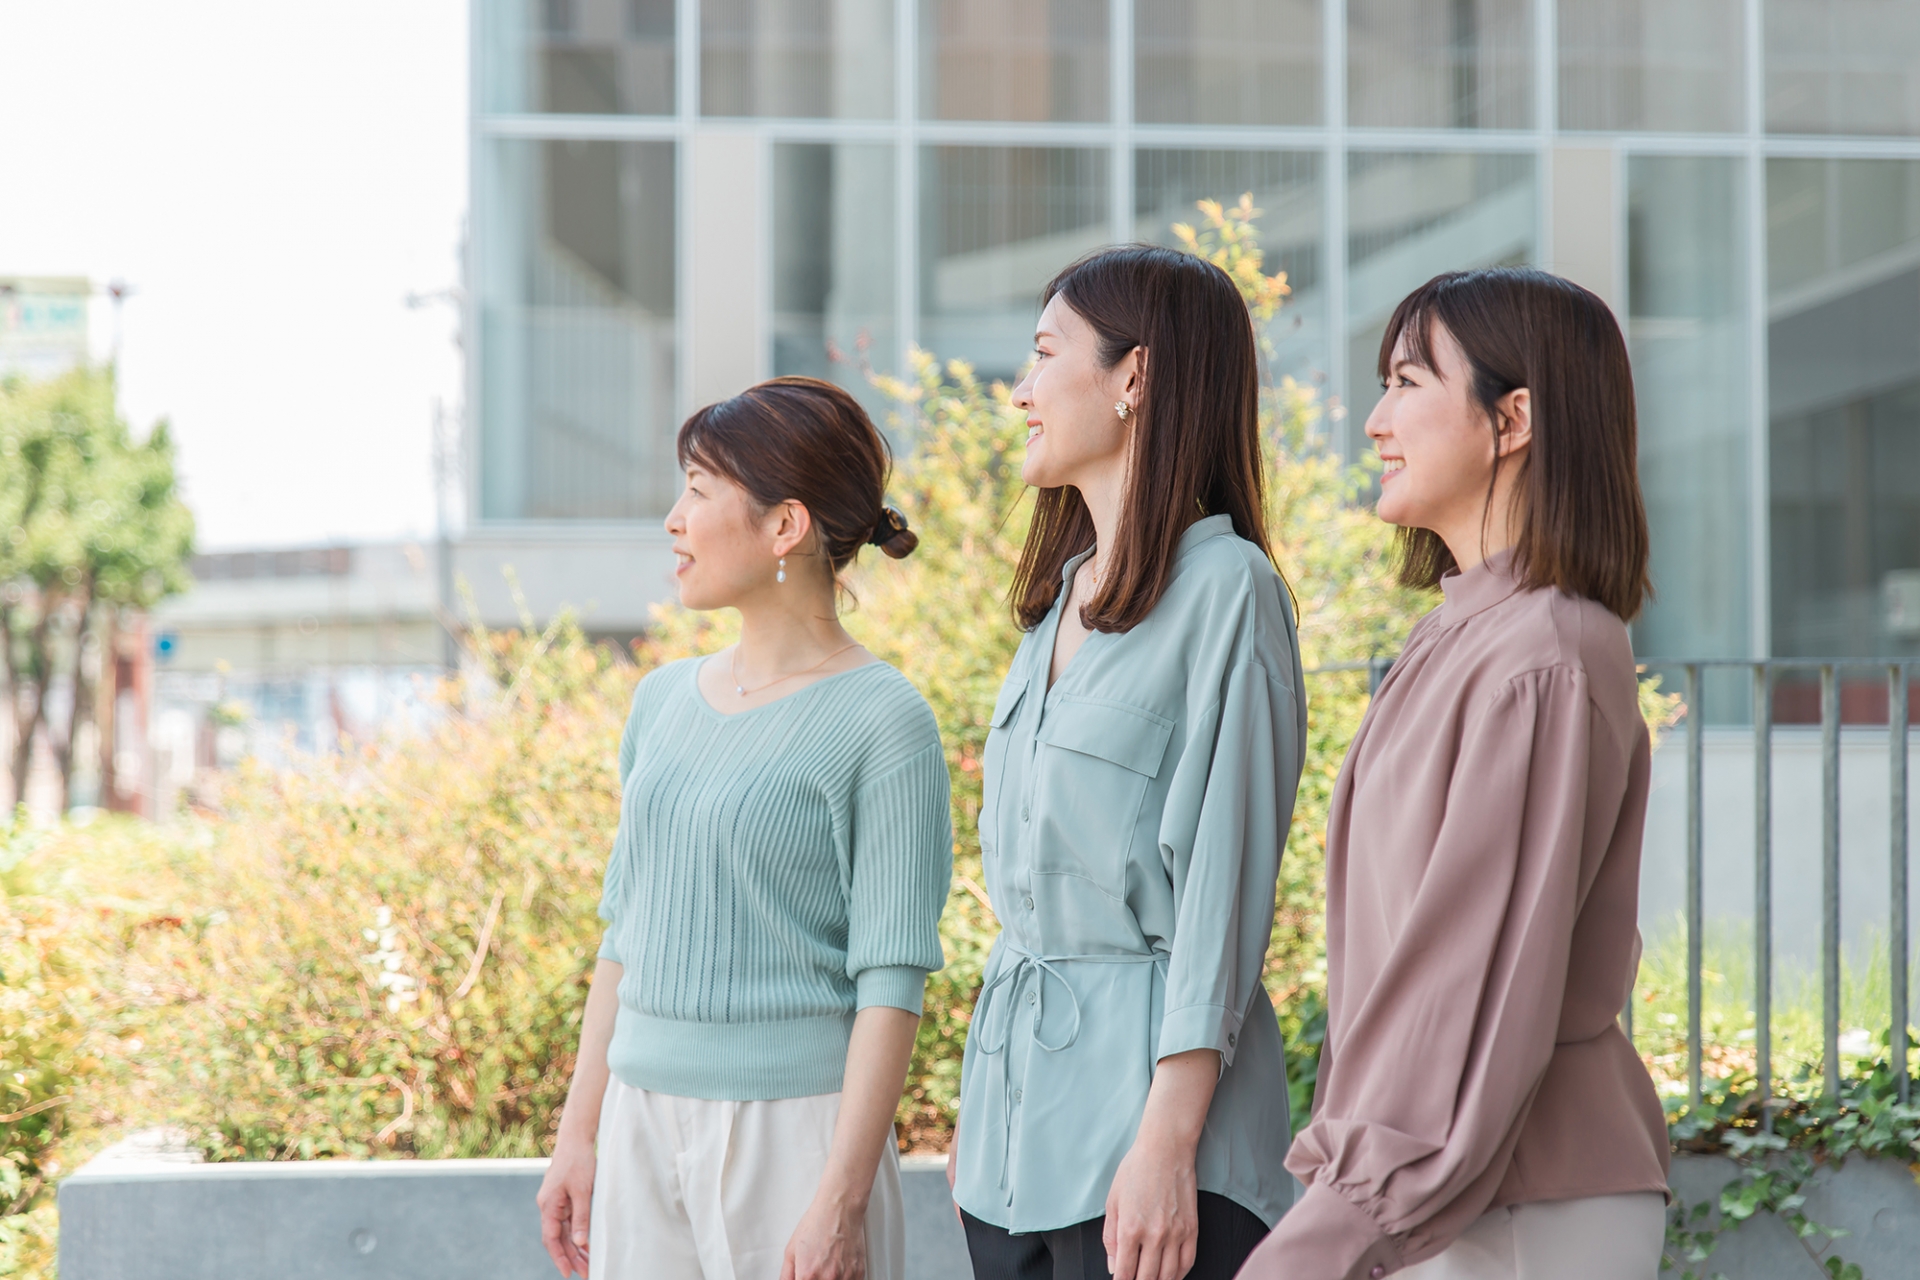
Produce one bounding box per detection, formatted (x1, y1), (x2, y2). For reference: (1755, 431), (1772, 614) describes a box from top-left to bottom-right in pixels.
(0, 1), (468, 551)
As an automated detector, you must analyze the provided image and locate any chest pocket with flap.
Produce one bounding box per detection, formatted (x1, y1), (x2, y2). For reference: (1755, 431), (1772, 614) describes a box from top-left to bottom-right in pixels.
(1030, 695), (1175, 896)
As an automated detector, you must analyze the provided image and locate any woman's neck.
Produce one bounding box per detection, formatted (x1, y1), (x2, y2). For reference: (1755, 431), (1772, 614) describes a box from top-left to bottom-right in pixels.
(731, 577), (854, 678)
(1075, 459), (1128, 571)
(1436, 462), (1526, 574)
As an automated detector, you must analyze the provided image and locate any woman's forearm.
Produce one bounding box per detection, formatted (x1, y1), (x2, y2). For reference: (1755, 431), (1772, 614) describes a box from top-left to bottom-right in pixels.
(556, 959), (623, 1148)
(1135, 1048), (1221, 1156)
(814, 1005), (921, 1212)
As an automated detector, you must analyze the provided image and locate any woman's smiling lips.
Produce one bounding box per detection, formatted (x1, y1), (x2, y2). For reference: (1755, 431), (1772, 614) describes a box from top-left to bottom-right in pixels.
(1380, 456), (1406, 483)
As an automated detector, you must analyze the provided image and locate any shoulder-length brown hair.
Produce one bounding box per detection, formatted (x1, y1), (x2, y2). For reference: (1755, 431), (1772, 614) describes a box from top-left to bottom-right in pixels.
(1380, 268), (1652, 621)
(1011, 244), (1274, 632)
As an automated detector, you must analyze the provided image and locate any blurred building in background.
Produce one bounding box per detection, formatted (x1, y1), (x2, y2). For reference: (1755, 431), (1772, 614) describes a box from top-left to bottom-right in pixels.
(468, 0), (1920, 724)
(1, 276), (90, 379)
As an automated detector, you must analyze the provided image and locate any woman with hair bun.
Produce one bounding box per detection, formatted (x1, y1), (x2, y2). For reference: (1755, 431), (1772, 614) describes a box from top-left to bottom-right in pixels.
(535, 376), (953, 1280)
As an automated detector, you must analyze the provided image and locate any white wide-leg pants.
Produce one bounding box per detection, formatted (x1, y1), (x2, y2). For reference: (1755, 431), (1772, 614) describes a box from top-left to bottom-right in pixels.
(1398, 1193), (1666, 1280)
(587, 1076), (905, 1280)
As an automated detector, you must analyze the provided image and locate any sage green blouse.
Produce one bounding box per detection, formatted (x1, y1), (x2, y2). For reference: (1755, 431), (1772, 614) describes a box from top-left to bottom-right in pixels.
(953, 514), (1307, 1233)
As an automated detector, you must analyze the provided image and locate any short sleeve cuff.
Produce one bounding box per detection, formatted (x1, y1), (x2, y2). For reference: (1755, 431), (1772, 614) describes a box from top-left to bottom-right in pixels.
(1243, 1181), (1401, 1280)
(854, 965), (929, 1015)
(597, 932), (622, 964)
(1157, 1002), (1243, 1066)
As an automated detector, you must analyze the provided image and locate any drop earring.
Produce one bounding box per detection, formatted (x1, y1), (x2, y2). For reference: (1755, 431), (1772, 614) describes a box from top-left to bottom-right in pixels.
(776, 557), (786, 584)
(1114, 400), (1131, 420)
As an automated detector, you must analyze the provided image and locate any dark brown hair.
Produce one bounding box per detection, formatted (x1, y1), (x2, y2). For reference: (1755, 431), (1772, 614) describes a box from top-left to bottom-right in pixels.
(1378, 267), (1651, 621)
(1011, 244), (1273, 632)
(676, 376), (918, 570)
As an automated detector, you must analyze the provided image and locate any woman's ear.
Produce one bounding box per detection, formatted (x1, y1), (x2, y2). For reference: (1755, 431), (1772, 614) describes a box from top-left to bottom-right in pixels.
(1495, 387), (1532, 457)
(1119, 345), (1148, 415)
(767, 500), (815, 559)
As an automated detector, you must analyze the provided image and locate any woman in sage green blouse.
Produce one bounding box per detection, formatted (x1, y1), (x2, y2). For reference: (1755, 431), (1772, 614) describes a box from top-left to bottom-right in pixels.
(949, 246), (1306, 1280)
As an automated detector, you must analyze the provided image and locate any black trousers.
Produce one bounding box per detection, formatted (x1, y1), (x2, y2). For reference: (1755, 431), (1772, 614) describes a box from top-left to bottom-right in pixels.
(961, 1192), (1270, 1280)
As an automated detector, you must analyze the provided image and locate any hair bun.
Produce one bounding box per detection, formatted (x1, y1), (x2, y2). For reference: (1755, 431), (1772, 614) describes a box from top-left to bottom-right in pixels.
(868, 506), (919, 559)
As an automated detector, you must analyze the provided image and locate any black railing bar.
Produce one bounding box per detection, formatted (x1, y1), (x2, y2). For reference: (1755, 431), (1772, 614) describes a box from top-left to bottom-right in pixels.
(1685, 664), (1705, 1113)
(1893, 665), (1911, 1106)
(1754, 664), (1774, 1127)
(1823, 665), (1843, 1097)
(1636, 657), (1920, 670)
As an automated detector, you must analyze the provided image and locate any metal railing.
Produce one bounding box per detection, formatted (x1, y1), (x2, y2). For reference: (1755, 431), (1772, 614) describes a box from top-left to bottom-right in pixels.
(1306, 656), (1915, 1113)
(1640, 659), (1912, 1115)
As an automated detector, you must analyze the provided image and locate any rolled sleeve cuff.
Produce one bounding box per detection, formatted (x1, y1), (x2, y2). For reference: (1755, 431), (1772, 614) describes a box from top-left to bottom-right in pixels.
(854, 965), (928, 1015)
(597, 932), (622, 964)
(1242, 1181), (1402, 1280)
(1157, 1001), (1243, 1066)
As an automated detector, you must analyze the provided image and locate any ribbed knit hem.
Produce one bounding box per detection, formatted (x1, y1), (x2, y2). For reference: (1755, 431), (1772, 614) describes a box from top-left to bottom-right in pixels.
(607, 1009), (856, 1101)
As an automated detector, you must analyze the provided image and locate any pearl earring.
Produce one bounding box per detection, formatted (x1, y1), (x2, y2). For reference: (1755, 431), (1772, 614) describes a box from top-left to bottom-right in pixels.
(1114, 400), (1131, 420)
(776, 557), (786, 584)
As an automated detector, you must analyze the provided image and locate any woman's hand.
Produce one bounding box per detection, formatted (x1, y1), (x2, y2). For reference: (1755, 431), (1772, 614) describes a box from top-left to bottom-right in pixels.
(946, 1120), (962, 1227)
(536, 1132), (597, 1278)
(1102, 1047), (1220, 1280)
(781, 1193), (869, 1280)
(1103, 1129), (1200, 1280)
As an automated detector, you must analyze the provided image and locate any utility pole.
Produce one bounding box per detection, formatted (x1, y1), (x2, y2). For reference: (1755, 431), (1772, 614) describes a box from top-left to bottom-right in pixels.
(405, 287), (467, 673)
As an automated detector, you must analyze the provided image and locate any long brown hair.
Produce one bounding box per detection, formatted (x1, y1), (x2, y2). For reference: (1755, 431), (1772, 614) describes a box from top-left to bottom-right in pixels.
(1379, 268), (1651, 622)
(1011, 245), (1273, 632)
(676, 376), (919, 573)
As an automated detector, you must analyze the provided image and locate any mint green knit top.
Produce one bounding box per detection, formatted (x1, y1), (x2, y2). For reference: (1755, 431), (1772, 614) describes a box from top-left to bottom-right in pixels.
(596, 656), (953, 1101)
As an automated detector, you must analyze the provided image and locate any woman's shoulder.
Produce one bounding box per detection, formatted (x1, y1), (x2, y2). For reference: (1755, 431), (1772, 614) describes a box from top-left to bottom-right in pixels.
(1163, 526), (1298, 645)
(626, 654), (700, 718)
(822, 659), (941, 732)
(1480, 587), (1638, 708)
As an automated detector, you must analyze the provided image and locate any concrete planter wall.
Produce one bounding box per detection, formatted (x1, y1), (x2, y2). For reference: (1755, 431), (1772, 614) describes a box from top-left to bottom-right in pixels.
(56, 1137), (969, 1280)
(1664, 1152), (1920, 1279)
(56, 1139), (1920, 1280)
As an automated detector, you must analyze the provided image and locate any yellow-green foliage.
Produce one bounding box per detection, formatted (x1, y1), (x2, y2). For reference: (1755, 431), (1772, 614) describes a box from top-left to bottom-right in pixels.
(0, 826), (95, 1276)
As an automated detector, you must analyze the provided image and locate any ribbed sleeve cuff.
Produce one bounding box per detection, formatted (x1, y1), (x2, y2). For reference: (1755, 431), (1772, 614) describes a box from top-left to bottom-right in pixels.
(597, 932), (622, 964)
(854, 965), (929, 1015)
(1241, 1181), (1401, 1280)
(1158, 1002), (1243, 1066)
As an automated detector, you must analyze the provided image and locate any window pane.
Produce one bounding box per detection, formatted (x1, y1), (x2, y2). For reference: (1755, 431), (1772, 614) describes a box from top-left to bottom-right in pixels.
(1348, 0), (1533, 130)
(480, 0), (676, 116)
(1766, 0), (1920, 136)
(1558, 0), (1744, 132)
(478, 139), (679, 520)
(920, 0), (1108, 122)
(919, 147), (1110, 380)
(1345, 152), (1536, 429)
(1768, 159), (1920, 658)
(772, 143), (897, 411)
(1626, 156), (1749, 661)
(1134, 150), (1326, 388)
(1134, 0), (1322, 126)
(702, 0), (894, 118)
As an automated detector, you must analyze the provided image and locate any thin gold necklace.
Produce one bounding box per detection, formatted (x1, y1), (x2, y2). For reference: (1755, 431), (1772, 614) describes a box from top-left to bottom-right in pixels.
(730, 641), (861, 698)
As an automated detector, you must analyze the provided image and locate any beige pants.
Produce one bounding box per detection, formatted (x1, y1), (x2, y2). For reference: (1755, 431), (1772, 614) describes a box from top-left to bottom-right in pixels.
(588, 1077), (904, 1280)
(1399, 1193), (1666, 1280)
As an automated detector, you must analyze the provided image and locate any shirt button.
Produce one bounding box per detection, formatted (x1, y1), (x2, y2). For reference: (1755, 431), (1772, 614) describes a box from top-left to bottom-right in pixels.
(1014, 1089), (1023, 1103)
(1026, 990), (1037, 1005)
(1023, 896), (1035, 910)
(1227, 1032), (1237, 1047)
(1021, 805), (1029, 821)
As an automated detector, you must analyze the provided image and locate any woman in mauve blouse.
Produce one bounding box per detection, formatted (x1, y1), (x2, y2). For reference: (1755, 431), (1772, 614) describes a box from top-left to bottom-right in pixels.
(1240, 268), (1669, 1280)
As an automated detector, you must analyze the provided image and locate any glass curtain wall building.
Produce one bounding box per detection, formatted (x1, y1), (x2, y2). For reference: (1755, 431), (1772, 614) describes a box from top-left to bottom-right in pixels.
(472, 0), (1920, 709)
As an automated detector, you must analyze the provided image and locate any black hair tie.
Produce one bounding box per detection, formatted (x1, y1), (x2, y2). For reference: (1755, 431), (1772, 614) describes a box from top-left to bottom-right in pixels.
(868, 506), (910, 545)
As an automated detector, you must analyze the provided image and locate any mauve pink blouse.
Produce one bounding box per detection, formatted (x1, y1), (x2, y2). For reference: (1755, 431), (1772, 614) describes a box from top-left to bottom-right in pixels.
(1242, 551), (1669, 1280)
